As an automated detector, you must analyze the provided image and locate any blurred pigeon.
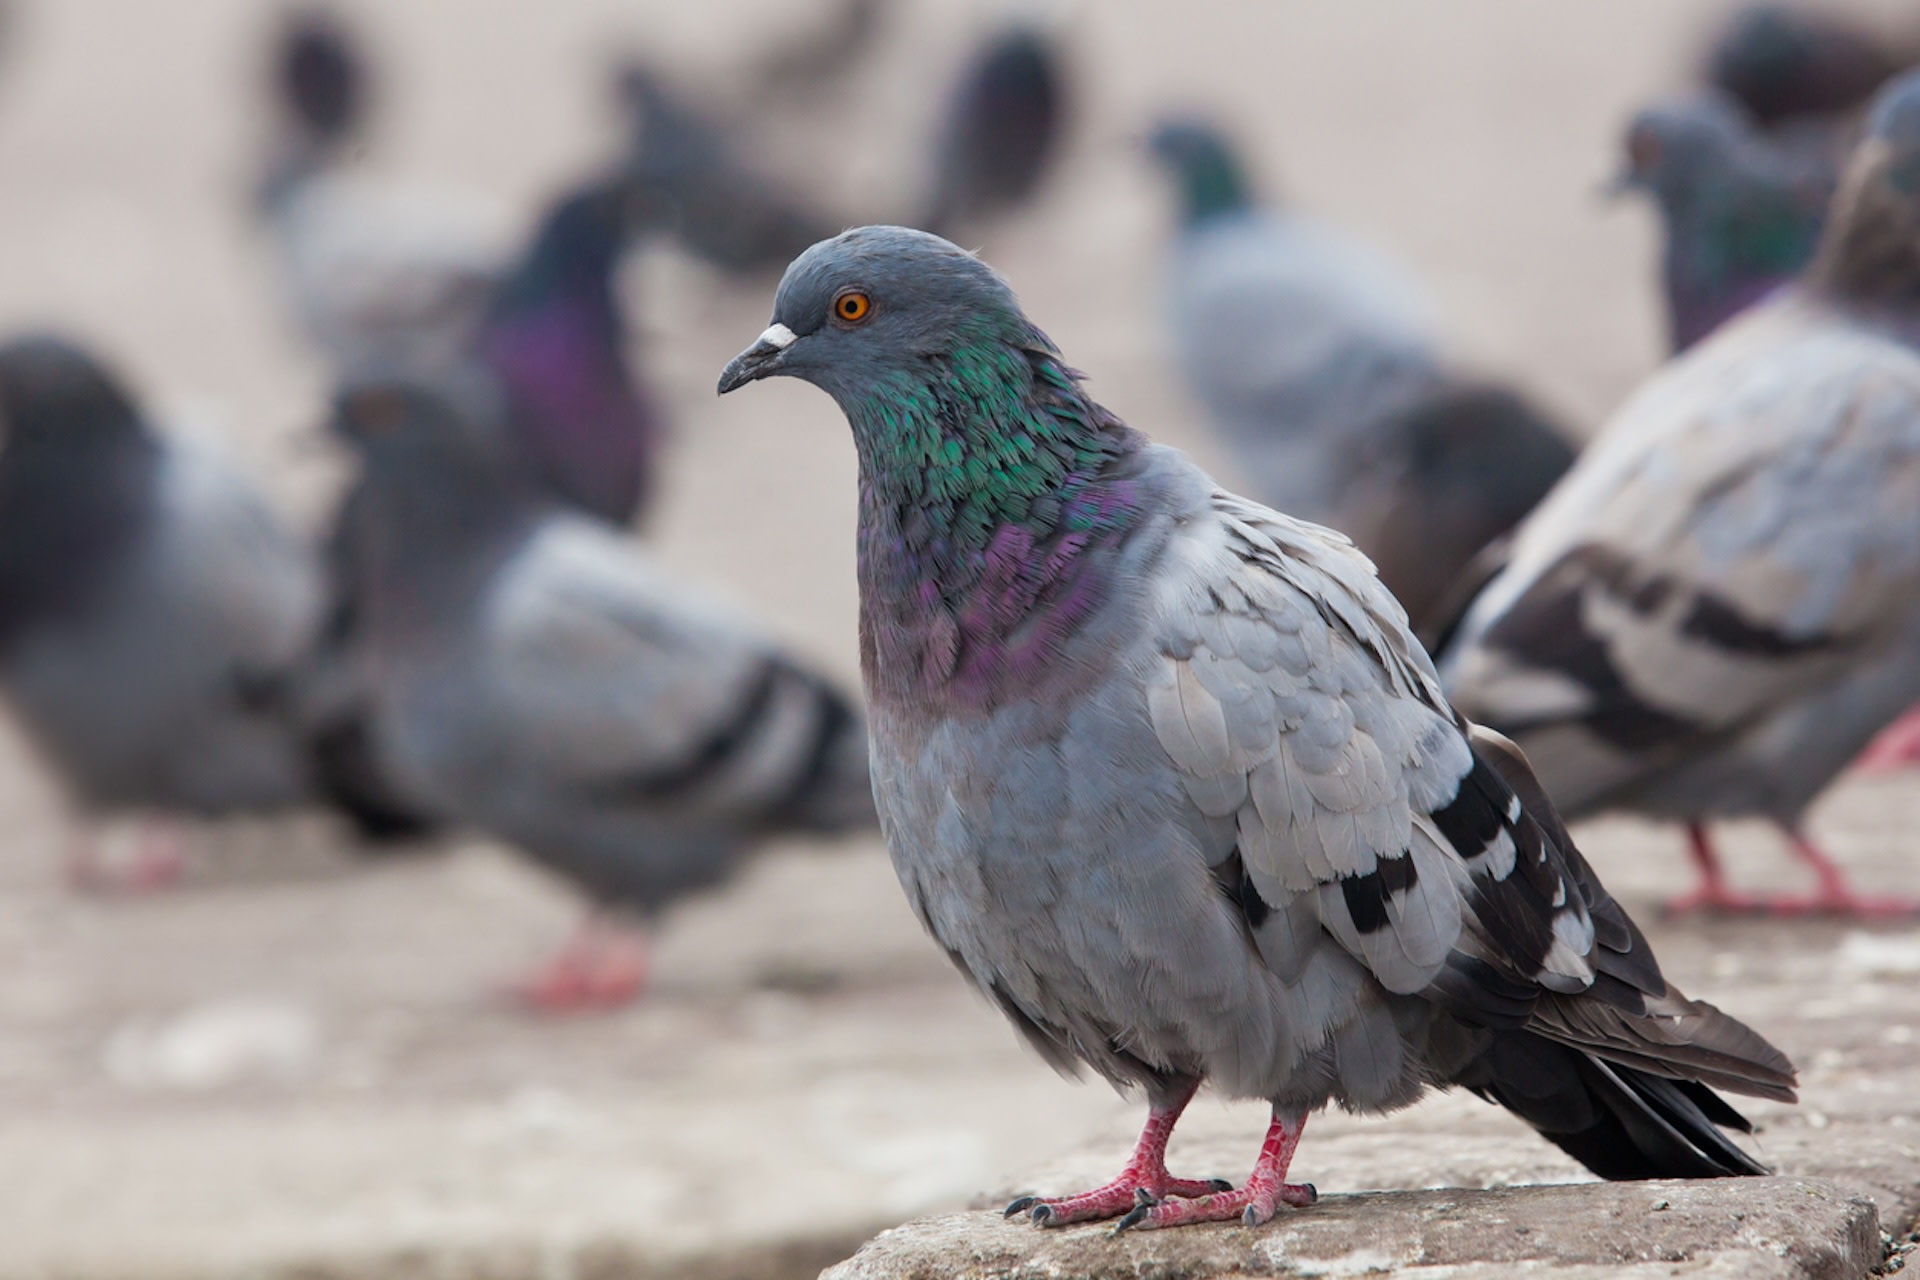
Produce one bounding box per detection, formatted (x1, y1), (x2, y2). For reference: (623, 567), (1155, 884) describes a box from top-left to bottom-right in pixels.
(1440, 70), (1920, 918)
(1613, 93), (1833, 354)
(255, 8), (515, 374)
(333, 373), (875, 1010)
(1703, 3), (1903, 130)
(1148, 119), (1574, 636)
(618, 62), (839, 279)
(919, 21), (1067, 238)
(0, 337), (322, 883)
(718, 225), (1795, 1229)
(303, 172), (662, 848)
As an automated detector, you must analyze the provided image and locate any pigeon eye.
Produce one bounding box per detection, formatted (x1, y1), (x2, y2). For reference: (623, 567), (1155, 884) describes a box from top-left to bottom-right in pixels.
(834, 290), (873, 324)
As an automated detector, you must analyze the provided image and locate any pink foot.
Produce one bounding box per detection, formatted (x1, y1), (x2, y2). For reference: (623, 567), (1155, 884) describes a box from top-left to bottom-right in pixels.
(1737, 889), (1920, 919)
(66, 824), (188, 896)
(1853, 707), (1920, 773)
(1007, 1172), (1230, 1228)
(510, 919), (650, 1013)
(1661, 882), (1766, 917)
(1005, 1079), (1228, 1227)
(1115, 1109), (1314, 1232)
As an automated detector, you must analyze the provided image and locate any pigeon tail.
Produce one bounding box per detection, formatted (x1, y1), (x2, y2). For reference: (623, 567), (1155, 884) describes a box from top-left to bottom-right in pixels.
(757, 664), (877, 836)
(1466, 1030), (1772, 1179)
(307, 714), (441, 844)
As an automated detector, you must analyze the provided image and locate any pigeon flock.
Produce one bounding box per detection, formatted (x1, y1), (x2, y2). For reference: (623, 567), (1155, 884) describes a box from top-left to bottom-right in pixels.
(11, 0), (1920, 1237)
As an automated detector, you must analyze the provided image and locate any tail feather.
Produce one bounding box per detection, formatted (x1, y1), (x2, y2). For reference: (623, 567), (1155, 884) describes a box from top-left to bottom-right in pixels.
(1467, 1031), (1770, 1180)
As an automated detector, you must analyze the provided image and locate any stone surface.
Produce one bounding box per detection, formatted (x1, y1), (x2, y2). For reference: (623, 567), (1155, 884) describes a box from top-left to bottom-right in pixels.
(827, 1180), (1880, 1280)
(1, 1), (1919, 1278)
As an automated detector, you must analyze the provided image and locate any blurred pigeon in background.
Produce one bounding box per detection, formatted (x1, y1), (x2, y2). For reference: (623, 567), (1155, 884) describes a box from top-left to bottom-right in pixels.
(332, 374), (875, 1010)
(255, 8), (514, 374)
(919, 20), (1067, 238)
(1702, 2), (1905, 132)
(304, 172), (663, 849)
(1440, 69), (1920, 918)
(1147, 119), (1575, 635)
(719, 225), (1794, 1230)
(0, 337), (323, 888)
(1612, 93), (1832, 354)
(617, 62), (840, 280)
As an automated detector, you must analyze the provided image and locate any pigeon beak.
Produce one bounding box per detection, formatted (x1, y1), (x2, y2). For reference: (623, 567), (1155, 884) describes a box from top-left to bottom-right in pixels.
(717, 323), (799, 394)
(1599, 168), (1640, 201)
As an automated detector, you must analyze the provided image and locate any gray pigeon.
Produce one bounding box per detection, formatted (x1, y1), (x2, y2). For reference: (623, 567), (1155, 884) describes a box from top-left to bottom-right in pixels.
(1611, 92), (1833, 355)
(255, 10), (514, 375)
(333, 373), (875, 1009)
(1439, 69), (1920, 918)
(717, 226), (1794, 1230)
(1147, 120), (1575, 635)
(0, 337), (322, 882)
(919, 20), (1068, 239)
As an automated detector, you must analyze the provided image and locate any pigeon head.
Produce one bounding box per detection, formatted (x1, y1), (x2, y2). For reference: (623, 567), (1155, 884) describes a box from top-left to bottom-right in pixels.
(495, 174), (653, 305)
(276, 8), (364, 145)
(1146, 119), (1256, 226)
(1808, 68), (1920, 302)
(0, 336), (146, 457)
(720, 228), (1147, 706)
(331, 370), (513, 475)
(1614, 93), (1829, 351)
(1613, 94), (1757, 209)
(717, 225), (1036, 409)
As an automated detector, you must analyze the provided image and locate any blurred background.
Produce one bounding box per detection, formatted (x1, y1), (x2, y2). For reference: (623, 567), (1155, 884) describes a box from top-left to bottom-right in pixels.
(0, 1), (1916, 1276)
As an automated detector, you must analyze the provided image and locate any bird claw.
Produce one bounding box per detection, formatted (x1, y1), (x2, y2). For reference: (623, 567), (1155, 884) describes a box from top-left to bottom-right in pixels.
(1002, 1196), (1039, 1219)
(1113, 1180), (1316, 1233)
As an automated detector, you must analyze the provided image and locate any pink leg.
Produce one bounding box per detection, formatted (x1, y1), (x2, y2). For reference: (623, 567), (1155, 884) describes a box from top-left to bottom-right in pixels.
(1756, 830), (1920, 918)
(510, 915), (651, 1013)
(1115, 1107), (1316, 1231)
(1661, 824), (1760, 916)
(1005, 1079), (1231, 1227)
(66, 821), (188, 896)
(1852, 705), (1920, 773)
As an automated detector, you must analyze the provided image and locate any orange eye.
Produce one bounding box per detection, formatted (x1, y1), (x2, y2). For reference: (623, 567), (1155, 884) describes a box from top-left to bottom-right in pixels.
(834, 290), (873, 324)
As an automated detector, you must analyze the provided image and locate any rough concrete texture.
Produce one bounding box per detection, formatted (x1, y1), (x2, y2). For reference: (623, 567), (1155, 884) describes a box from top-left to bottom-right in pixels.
(2, 0), (1920, 1278)
(827, 1180), (1881, 1280)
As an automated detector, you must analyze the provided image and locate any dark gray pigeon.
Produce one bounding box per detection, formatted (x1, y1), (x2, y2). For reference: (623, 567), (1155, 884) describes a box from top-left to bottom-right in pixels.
(717, 226), (1794, 1230)
(1440, 69), (1920, 918)
(1613, 92), (1833, 354)
(333, 373), (875, 1010)
(1147, 119), (1575, 637)
(0, 337), (322, 881)
(919, 20), (1067, 238)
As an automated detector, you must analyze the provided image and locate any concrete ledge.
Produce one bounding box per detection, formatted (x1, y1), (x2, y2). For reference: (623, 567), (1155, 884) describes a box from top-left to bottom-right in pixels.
(823, 1178), (1882, 1280)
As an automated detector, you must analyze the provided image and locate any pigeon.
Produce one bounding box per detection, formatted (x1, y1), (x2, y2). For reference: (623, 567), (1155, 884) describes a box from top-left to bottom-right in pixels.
(919, 20), (1067, 238)
(1703, 3), (1904, 131)
(0, 337), (323, 884)
(303, 170), (664, 850)
(332, 372), (876, 1009)
(1439, 69), (1920, 918)
(717, 225), (1795, 1230)
(1147, 119), (1575, 636)
(1612, 93), (1833, 354)
(255, 9), (514, 374)
(617, 62), (840, 280)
